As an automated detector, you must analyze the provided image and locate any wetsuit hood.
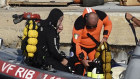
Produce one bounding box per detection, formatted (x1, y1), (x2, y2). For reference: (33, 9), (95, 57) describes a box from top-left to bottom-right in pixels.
(46, 8), (64, 27)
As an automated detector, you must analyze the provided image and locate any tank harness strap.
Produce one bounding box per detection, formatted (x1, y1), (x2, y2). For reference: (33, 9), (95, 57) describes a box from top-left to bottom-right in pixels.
(87, 33), (100, 47)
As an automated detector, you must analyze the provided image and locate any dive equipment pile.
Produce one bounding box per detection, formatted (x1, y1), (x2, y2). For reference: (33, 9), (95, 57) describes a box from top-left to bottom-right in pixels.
(12, 12), (40, 59)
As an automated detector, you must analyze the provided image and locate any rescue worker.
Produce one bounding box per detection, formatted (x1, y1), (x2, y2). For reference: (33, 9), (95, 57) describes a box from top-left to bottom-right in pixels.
(33, 8), (69, 72)
(126, 13), (140, 27)
(71, 8), (112, 76)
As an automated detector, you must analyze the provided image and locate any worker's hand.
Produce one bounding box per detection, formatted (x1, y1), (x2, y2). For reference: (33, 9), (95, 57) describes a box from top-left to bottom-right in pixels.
(81, 59), (92, 67)
(61, 58), (68, 66)
(101, 37), (107, 44)
(126, 13), (133, 20)
(81, 59), (89, 67)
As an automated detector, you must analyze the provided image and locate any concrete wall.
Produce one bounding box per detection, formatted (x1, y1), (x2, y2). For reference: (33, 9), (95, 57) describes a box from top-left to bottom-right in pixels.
(0, 0), (6, 7)
(10, 0), (73, 2)
(0, 11), (140, 48)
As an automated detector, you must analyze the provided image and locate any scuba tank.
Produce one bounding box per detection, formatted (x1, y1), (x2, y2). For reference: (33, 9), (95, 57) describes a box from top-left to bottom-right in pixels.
(13, 12), (41, 65)
(13, 12), (40, 24)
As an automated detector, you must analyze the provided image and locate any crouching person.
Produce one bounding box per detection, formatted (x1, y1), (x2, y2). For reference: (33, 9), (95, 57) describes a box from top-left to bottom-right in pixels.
(70, 8), (112, 76)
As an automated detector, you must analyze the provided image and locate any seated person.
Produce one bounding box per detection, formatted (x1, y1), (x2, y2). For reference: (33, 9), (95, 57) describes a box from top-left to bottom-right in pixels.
(34, 8), (69, 72)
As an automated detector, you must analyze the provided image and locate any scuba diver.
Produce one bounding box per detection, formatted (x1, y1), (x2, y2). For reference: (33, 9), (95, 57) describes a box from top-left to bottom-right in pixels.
(14, 8), (69, 72)
(70, 8), (112, 76)
(126, 13), (140, 27)
(33, 8), (69, 72)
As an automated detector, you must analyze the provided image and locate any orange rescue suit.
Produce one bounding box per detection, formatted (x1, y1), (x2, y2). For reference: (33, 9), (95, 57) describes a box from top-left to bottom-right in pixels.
(72, 8), (112, 61)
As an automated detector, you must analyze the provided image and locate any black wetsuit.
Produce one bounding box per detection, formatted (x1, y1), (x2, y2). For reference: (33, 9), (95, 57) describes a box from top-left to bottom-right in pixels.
(33, 8), (69, 72)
